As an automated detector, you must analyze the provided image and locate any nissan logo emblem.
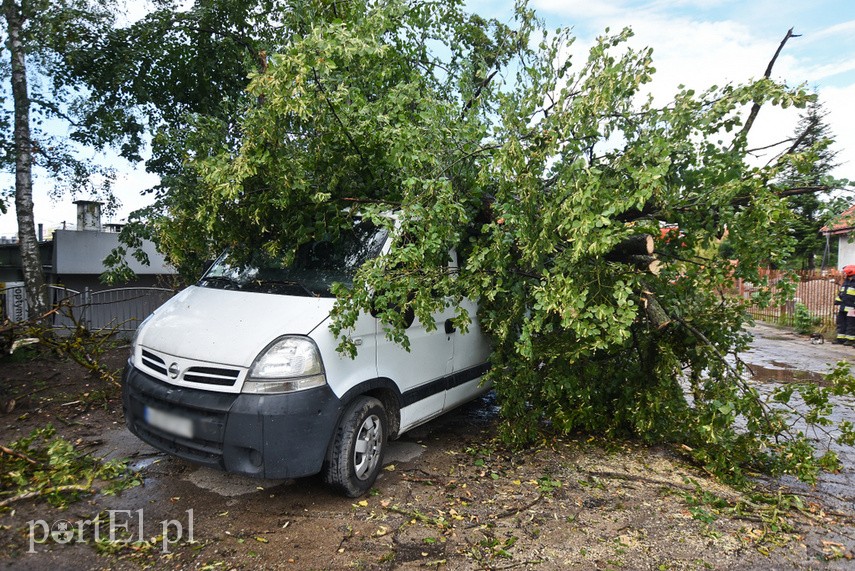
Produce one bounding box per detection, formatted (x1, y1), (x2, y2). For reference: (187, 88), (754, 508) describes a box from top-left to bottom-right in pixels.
(168, 363), (180, 379)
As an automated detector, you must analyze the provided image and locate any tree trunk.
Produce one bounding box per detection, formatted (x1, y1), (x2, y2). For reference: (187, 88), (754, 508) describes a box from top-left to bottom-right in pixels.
(604, 235), (661, 274)
(806, 252), (815, 271)
(642, 292), (671, 330)
(605, 234), (654, 259)
(4, 0), (48, 316)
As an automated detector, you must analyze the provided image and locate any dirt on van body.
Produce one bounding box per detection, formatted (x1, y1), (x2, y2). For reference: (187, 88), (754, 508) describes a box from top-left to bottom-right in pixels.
(1, 334), (854, 570)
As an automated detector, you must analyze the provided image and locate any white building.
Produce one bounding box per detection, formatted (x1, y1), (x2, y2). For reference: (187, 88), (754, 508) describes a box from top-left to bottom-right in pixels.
(821, 203), (855, 270)
(51, 200), (175, 292)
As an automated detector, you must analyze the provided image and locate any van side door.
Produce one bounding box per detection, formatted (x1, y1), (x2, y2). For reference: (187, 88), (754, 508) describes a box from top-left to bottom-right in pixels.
(443, 252), (491, 411)
(375, 303), (455, 431)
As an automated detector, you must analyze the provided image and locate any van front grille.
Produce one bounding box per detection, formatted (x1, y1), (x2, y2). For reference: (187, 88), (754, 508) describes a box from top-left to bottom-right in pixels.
(137, 347), (246, 392)
(184, 366), (241, 386)
(125, 371), (229, 468)
(141, 350), (167, 376)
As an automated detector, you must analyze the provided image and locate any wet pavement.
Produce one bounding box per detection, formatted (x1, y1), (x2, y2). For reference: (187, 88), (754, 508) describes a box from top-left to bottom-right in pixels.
(741, 323), (855, 515)
(89, 322), (855, 509)
(94, 416), (443, 499)
(741, 323), (855, 381)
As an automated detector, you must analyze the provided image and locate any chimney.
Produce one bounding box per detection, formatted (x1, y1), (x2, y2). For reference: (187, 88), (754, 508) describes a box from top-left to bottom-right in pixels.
(74, 200), (103, 231)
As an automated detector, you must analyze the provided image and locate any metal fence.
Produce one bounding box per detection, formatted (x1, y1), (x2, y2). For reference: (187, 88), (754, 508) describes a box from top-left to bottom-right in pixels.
(2, 285), (175, 335)
(736, 269), (841, 332)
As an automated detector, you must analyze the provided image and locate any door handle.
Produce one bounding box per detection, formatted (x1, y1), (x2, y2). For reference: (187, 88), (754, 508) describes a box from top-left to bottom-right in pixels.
(444, 319), (456, 334)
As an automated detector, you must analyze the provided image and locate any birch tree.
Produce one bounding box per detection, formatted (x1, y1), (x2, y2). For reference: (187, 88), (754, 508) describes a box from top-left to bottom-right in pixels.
(1, 0), (139, 315)
(3, 0), (44, 314)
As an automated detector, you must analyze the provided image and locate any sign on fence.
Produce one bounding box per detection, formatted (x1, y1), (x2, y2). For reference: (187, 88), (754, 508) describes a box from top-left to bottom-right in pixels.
(1, 282), (27, 322)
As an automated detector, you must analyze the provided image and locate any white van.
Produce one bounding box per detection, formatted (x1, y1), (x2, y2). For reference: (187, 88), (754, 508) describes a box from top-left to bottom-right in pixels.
(122, 218), (491, 496)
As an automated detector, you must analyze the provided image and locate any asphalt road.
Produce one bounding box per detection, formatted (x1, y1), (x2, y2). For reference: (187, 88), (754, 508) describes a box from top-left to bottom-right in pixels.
(743, 323), (855, 515)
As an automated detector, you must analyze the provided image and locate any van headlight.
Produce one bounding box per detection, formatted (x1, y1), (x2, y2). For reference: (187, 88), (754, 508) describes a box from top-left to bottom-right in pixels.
(131, 313), (155, 365)
(243, 336), (327, 394)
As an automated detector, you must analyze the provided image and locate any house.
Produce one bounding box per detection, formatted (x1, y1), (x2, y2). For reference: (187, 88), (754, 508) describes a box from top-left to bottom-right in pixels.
(821, 203), (855, 270)
(1, 200), (175, 291)
(0, 232), (53, 285)
(1, 201), (176, 325)
(51, 201), (175, 292)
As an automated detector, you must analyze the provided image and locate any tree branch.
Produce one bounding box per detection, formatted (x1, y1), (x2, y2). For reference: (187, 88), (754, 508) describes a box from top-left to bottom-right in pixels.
(461, 68), (500, 117)
(434, 142), (503, 178)
(777, 185), (831, 198)
(30, 97), (81, 127)
(783, 115), (819, 157)
(0, 484), (92, 508)
(310, 68), (366, 163)
(763, 115), (821, 168)
(746, 137), (797, 154)
(172, 21), (266, 72)
(736, 28), (800, 143)
(674, 315), (783, 437)
(0, 444), (40, 466)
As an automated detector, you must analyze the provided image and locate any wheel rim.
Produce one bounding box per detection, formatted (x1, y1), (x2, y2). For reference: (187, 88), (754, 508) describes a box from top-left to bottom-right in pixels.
(353, 413), (383, 480)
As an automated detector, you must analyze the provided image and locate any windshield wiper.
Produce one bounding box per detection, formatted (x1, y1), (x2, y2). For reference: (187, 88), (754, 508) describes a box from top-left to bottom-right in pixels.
(253, 279), (318, 297)
(198, 275), (242, 290)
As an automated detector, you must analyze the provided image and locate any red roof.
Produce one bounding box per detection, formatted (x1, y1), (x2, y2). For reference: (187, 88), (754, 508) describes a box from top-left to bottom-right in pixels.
(822, 203), (855, 236)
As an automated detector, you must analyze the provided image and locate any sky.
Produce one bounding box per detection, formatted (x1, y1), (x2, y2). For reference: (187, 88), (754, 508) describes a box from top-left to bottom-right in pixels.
(1, 0), (854, 236)
(475, 0), (855, 173)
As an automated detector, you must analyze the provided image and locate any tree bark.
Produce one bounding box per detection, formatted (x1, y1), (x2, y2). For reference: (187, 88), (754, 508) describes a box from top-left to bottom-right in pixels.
(628, 255), (662, 275)
(4, 0), (48, 316)
(642, 292), (671, 329)
(604, 235), (661, 274)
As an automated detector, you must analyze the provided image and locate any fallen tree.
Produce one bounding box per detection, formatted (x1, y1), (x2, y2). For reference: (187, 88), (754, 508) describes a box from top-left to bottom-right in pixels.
(127, 0), (853, 486)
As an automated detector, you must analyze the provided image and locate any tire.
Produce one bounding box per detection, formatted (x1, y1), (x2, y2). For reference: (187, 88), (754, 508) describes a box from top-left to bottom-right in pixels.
(323, 396), (388, 497)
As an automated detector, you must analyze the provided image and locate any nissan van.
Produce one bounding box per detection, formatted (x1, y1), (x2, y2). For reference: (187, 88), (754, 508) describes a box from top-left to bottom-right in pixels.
(122, 218), (491, 496)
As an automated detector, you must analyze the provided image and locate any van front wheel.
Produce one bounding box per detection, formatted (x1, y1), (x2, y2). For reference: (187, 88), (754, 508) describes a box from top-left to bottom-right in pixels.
(323, 396), (387, 497)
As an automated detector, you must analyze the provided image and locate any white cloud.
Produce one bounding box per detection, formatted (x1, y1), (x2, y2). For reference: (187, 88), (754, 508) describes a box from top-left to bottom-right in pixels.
(748, 82), (855, 181)
(3, 0), (853, 236)
(532, 0), (630, 20)
(0, 154), (158, 236)
(802, 59), (855, 83)
(532, 0), (855, 181)
(820, 84), (855, 179)
(804, 20), (855, 43)
(116, 0), (157, 26)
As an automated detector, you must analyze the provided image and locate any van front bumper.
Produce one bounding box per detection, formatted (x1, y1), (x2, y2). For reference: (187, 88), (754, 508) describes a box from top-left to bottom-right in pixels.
(122, 361), (342, 479)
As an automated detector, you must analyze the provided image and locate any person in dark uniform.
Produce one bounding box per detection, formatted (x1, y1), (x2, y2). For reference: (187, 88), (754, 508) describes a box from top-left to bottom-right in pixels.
(836, 265), (855, 345)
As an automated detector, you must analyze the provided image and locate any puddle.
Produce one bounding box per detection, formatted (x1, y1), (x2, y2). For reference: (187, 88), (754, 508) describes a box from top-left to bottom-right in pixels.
(464, 391), (500, 423)
(400, 391), (498, 442)
(185, 467), (288, 497)
(386, 441), (426, 463)
(130, 454), (164, 471)
(747, 363), (828, 385)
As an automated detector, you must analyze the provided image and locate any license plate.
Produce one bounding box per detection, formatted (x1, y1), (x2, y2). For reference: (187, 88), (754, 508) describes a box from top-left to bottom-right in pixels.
(144, 406), (193, 438)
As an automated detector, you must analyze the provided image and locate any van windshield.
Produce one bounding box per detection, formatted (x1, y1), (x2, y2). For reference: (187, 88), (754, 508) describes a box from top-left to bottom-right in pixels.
(198, 220), (388, 297)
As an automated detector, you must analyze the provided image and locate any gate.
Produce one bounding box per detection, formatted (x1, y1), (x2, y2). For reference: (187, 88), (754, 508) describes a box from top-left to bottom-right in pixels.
(2, 285), (175, 335)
